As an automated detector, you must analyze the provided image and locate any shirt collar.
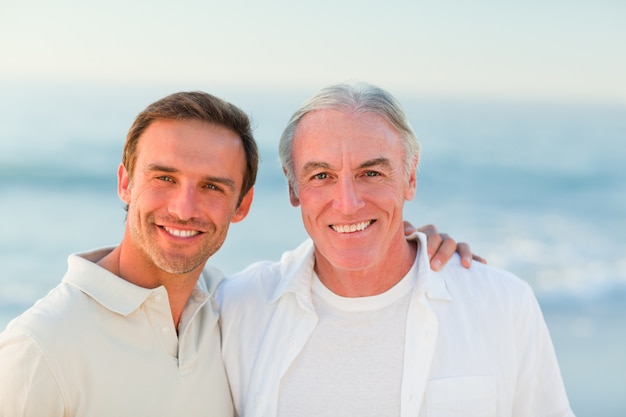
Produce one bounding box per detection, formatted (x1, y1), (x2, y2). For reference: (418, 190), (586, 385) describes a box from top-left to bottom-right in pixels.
(62, 247), (211, 316)
(410, 232), (452, 301)
(270, 233), (452, 308)
(269, 238), (317, 312)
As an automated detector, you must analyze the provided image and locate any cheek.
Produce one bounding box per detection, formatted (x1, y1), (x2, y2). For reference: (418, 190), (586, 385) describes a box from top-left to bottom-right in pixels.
(128, 185), (166, 212)
(297, 189), (326, 212)
(368, 186), (407, 213)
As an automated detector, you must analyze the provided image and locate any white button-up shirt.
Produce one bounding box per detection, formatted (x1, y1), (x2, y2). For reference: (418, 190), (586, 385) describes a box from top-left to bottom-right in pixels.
(216, 233), (574, 417)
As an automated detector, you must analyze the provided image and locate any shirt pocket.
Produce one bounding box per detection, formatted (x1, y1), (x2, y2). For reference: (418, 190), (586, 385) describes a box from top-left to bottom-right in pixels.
(423, 375), (497, 417)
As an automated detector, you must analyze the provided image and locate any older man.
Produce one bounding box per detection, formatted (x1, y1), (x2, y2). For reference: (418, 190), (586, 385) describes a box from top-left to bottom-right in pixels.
(216, 82), (574, 417)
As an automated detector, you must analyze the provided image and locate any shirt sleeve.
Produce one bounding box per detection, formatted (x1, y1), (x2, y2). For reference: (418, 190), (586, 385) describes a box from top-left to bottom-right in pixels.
(0, 329), (65, 417)
(512, 286), (576, 417)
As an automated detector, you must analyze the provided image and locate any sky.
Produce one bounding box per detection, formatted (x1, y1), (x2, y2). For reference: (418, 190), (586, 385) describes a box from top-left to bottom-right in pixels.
(1, 0), (625, 104)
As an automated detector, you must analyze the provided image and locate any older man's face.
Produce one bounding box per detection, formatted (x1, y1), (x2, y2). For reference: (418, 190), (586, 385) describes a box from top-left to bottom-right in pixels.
(289, 108), (417, 276)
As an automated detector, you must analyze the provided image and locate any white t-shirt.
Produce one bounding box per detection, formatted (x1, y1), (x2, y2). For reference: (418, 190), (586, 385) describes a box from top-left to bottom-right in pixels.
(278, 263), (416, 417)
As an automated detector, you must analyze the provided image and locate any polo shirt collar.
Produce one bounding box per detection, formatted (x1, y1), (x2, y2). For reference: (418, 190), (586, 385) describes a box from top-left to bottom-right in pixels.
(61, 248), (174, 316)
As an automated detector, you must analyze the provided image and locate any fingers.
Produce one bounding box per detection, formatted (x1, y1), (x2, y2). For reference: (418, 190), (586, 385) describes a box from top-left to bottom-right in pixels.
(415, 223), (436, 237)
(416, 224), (441, 255)
(411, 223), (488, 270)
(405, 220), (433, 237)
(455, 242), (488, 268)
(456, 242), (473, 268)
(417, 224), (453, 271)
(428, 233), (456, 271)
(472, 254), (487, 264)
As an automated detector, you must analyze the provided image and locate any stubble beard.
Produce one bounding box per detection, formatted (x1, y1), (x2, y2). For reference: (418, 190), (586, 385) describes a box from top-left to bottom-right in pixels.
(130, 214), (228, 275)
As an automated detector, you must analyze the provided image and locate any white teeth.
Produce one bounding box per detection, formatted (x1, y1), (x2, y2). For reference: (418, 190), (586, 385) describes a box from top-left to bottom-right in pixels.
(164, 227), (199, 238)
(331, 221), (372, 234)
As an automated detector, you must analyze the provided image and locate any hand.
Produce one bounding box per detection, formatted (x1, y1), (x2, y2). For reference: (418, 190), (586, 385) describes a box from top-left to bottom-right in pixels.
(404, 222), (487, 271)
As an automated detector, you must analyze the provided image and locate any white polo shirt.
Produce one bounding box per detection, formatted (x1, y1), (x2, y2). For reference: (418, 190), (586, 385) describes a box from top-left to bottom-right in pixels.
(0, 248), (233, 417)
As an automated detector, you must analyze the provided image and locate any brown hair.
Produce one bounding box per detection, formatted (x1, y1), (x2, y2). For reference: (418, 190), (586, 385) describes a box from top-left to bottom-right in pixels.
(123, 91), (259, 205)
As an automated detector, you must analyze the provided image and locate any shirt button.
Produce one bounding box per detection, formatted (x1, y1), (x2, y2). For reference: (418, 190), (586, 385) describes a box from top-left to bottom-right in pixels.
(154, 294), (163, 302)
(161, 326), (169, 334)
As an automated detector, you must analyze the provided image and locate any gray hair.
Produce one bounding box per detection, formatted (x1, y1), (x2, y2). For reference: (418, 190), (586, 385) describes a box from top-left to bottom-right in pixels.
(278, 82), (420, 193)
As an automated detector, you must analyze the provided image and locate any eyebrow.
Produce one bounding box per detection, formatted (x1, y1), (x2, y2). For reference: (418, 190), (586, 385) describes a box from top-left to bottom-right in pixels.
(147, 164), (237, 191)
(360, 157), (392, 170)
(301, 161), (331, 175)
(301, 157), (392, 175)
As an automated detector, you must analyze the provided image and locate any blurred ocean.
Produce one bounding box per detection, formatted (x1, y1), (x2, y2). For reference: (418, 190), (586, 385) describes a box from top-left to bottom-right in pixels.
(1, 82), (624, 415)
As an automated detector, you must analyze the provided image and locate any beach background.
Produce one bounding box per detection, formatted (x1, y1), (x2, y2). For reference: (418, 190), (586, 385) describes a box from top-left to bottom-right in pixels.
(1, 1), (625, 415)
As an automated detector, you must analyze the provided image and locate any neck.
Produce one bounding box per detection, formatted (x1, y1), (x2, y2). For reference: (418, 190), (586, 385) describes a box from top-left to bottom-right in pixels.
(97, 242), (202, 329)
(314, 240), (417, 298)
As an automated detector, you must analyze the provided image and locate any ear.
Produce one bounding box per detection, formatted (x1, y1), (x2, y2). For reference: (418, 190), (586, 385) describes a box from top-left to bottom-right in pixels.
(231, 187), (254, 223)
(118, 163), (132, 204)
(404, 156), (419, 201)
(288, 182), (301, 207)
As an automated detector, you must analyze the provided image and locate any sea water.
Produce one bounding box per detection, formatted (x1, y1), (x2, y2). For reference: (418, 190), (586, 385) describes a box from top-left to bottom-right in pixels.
(1, 82), (624, 415)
